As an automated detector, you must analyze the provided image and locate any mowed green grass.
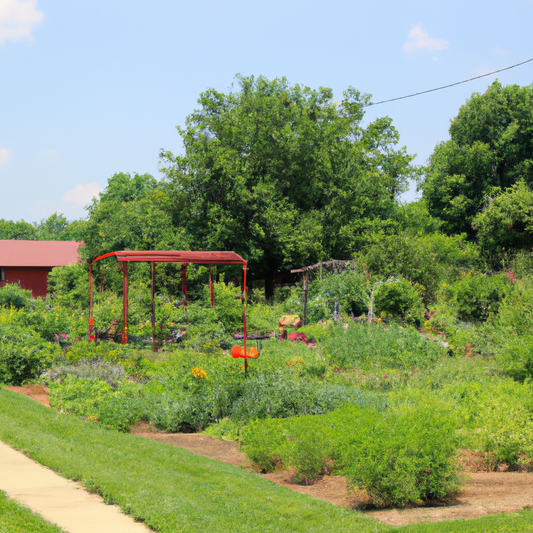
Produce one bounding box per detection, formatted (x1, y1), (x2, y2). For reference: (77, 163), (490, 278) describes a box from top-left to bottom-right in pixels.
(0, 490), (66, 533)
(1, 388), (533, 533)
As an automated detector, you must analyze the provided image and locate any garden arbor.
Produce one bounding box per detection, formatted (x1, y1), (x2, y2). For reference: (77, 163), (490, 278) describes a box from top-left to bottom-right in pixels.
(88, 251), (256, 366)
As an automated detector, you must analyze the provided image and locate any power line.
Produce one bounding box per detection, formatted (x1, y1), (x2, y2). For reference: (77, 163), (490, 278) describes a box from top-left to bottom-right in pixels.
(366, 56), (533, 107)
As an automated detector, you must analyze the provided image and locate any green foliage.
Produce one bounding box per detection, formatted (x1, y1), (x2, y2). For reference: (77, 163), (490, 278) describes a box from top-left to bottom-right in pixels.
(395, 199), (443, 236)
(48, 264), (90, 308)
(160, 74), (418, 288)
(0, 213), (85, 242)
(374, 278), (425, 325)
(443, 272), (511, 323)
(424, 81), (533, 235)
(0, 218), (39, 240)
(81, 173), (189, 279)
(497, 336), (533, 381)
(355, 232), (479, 303)
(322, 321), (447, 371)
(242, 400), (461, 507)
(308, 270), (369, 321)
(0, 321), (60, 385)
(0, 283), (33, 309)
(48, 377), (144, 432)
(473, 180), (533, 263)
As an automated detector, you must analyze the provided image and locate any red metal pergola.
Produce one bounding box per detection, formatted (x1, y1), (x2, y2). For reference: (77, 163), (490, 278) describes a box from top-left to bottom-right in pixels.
(88, 250), (257, 368)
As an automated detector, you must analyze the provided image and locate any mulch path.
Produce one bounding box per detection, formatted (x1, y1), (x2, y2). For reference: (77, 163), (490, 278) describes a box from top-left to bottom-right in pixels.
(8, 384), (533, 526)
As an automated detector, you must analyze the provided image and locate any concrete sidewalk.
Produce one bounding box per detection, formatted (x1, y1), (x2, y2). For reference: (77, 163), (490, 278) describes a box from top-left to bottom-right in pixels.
(0, 440), (151, 533)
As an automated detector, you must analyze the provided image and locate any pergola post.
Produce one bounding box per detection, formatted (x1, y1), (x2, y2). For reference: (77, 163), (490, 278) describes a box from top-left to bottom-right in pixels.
(303, 271), (309, 325)
(242, 265), (248, 373)
(151, 261), (157, 352)
(122, 262), (128, 344)
(209, 264), (215, 307)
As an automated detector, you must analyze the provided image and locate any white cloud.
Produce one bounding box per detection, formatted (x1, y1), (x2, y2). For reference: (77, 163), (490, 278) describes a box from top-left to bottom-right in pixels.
(0, 0), (45, 46)
(40, 149), (59, 162)
(404, 24), (450, 53)
(62, 182), (103, 207)
(0, 148), (12, 165)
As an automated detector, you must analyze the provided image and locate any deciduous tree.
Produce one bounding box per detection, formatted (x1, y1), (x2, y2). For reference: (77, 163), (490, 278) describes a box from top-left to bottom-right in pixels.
(160, 75), (418, 296)
(423, 81), (533, 235)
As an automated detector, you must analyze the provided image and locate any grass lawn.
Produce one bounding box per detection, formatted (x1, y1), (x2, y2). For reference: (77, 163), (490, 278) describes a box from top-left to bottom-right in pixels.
(0, 490), (66, 533)
(1, 388), (533, 532)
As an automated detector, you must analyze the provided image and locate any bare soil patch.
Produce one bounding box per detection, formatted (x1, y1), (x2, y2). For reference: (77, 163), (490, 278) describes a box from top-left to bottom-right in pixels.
(6, 384), (50, 407)
(132, 425), (249, 467)
(7, 384), (533, 526)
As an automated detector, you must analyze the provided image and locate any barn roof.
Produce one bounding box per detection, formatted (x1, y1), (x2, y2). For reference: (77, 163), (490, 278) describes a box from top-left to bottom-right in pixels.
(0, 240), (83, 267)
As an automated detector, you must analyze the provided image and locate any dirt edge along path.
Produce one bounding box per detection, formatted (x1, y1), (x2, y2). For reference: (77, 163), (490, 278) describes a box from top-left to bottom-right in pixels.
(7, 384), (533, 526)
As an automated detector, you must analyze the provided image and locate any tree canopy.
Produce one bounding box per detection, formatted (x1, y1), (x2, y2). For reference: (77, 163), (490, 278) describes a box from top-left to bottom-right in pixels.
(423, 81), (533, 235)
(81, 172), (188, 263)
(473, 180), (533, 262)
(160, 75), (418, 293)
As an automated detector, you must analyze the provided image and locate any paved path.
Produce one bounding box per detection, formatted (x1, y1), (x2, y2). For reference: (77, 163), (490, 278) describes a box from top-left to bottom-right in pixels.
(0, 440), (151, 533)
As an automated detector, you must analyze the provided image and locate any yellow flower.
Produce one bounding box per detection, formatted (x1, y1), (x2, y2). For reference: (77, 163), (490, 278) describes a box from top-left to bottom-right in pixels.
(192, 367), (208, 380)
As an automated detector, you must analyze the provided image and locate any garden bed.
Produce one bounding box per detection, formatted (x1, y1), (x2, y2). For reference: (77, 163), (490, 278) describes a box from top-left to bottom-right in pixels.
(8, 384), (533, 527)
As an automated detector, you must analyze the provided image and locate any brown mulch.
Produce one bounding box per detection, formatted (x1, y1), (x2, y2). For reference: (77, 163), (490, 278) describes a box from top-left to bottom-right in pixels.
(6, 384), (533, 526)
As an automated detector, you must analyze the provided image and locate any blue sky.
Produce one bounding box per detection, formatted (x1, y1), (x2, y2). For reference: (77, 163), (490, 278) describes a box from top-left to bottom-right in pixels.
(1, 0), (532, 222)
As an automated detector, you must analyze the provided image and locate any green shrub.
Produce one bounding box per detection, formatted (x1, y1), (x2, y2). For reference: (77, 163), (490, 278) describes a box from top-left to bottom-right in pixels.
(48, 264), (89, 308)
(0, 322), (60, 385)
(0, 283), (33, 309)
(374, 278), (425, 326)
(241, 401), (462, 507)
(446, 272), (511, 323)
(341, 403), (461, 507)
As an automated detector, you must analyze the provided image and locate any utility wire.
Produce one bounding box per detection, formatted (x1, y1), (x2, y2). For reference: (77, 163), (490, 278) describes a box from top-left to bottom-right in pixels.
(366, 56), (533, 107)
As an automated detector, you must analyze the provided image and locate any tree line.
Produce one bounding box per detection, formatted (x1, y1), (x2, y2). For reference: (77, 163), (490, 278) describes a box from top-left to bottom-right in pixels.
(3, 76), (533, 297)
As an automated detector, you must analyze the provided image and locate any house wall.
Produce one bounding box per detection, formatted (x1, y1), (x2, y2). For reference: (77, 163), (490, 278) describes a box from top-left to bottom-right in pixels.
(0, 267), (53, 298)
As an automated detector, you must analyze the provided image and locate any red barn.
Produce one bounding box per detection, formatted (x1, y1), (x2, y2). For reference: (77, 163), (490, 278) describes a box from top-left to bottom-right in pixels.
(0, 240), (83, 298)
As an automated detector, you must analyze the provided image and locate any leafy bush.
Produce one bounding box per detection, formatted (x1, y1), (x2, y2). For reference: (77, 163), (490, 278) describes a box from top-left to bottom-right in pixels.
(445, 272), (511, 323)
(342, 403), (461, 507)
(48, 264), (89, 308)
(0, 283), (33, 309)
(229, 372), (368, 424)
(354, 232), (479, 303)
(374, 278), (425, 326)
(48, 376), (144, 432)
(241, 400), (462, 507)
(0, 322), (60, 385)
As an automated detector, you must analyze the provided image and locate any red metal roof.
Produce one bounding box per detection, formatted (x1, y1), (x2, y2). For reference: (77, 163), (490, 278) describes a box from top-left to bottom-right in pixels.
(0, 240), (83, 267)
(91, 250), (246, 265)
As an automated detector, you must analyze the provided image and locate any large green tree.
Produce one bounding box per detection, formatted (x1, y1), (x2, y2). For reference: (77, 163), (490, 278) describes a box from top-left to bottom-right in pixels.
(160, 75), (418, 295)
(82, 172), (188, 262)
(423, 81), (533, 235)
